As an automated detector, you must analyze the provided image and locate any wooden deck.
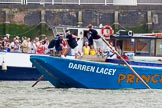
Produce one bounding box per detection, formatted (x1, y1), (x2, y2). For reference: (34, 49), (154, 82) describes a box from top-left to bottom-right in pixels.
(79, 55), (106, 62)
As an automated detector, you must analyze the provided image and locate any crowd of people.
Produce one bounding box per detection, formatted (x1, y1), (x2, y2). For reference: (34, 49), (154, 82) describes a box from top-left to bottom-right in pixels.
(50, 24), (124, 59)
(82, 24), (117, 58)
(82, 24), (127, 60)
(0, 24), (126, 60)
(0, 36), (50, 54)
(48, 30), (83, 58)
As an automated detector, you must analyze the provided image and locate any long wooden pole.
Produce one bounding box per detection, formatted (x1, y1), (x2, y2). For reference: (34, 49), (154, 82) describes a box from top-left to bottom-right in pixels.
(101, 37), (151, 89)
(32, 75), (44, 87)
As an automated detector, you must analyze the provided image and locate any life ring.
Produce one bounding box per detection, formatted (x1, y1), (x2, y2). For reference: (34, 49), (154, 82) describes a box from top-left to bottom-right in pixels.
(101, 25), (114, 37)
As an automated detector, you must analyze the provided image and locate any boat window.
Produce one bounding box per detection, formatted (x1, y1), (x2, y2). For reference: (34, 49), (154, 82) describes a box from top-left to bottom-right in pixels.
(69, 29), (78, 36)
(136, 39), (150, 56)
(55, 27), (65, 36)
(150, 39), (155, 56)
(156, 39), (162, 56)
(122, 39), (134, 52)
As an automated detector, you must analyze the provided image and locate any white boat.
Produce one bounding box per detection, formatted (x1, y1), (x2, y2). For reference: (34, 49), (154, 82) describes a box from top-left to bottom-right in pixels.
(0, 52), (45, 81)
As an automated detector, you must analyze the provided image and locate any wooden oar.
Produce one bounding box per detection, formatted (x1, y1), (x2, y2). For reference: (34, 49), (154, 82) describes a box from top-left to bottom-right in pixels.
(101, 36), (151, 89)
(32, 75), (44, 87)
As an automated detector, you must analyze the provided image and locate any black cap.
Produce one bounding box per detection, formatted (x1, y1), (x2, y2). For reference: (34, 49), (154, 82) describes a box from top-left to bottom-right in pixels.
(59, 34), (64, 37)
(65, 29), (70, 33)
(56, 34), (60, 37)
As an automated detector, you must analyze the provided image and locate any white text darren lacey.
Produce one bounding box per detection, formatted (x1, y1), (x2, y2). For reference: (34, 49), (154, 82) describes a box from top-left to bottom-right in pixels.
(68, 62), (116, 76)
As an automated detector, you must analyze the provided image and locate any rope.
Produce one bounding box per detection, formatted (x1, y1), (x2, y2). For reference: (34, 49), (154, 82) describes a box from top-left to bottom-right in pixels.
(113, 23), (128, 30)
(16, 22), (41, 36)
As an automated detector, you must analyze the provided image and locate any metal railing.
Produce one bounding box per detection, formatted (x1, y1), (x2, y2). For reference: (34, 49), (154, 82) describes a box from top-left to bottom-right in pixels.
(0, 0), (162, 5)
(0, 0), (23, 4)
(26, 0), (112, 5)
(138, 0), (162, 5)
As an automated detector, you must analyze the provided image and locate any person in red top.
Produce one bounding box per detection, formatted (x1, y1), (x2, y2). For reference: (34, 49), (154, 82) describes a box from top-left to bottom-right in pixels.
(36, 41), (44, 54)
(122, 53), (129, 60)
(59, 34), (68, 57)
(55, 34), (68, 57)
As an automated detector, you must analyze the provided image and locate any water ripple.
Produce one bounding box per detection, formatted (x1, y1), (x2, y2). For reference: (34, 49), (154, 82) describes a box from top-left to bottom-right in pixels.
(0, 81), (162, 108)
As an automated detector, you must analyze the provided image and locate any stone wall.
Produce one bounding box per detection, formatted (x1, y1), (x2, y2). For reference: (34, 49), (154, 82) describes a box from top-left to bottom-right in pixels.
(0, 4), (162, 34)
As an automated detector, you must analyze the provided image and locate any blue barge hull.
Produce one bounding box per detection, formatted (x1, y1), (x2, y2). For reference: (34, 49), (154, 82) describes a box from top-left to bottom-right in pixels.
(30, 55), (162, 89)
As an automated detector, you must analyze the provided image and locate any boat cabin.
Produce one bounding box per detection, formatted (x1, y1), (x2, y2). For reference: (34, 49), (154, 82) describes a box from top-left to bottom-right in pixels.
(110, 34), (162, 57)
(53, 26), (162, 57)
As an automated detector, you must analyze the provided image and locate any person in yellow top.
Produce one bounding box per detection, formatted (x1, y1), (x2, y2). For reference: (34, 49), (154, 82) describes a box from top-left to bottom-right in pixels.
(89, 45), (96, 56)
(83, 42), (90, 55)
(21, 37), (28, 53)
